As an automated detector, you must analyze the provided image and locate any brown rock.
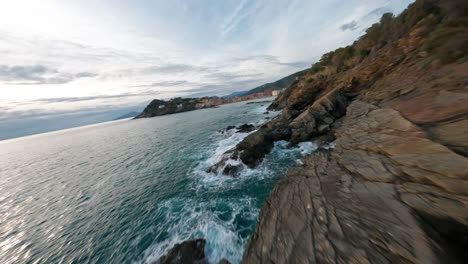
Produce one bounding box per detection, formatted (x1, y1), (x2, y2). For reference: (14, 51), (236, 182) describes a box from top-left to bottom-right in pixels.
(218, 259), (231, 264)
(241, 101), (468, 264)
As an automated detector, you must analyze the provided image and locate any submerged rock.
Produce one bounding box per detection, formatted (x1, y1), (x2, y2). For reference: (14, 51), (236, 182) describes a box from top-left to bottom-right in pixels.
(218, 125), (236, 133)
(219, 124), (257, 134)
(154, 239), (206, 264)
(222, 164), (243, 177)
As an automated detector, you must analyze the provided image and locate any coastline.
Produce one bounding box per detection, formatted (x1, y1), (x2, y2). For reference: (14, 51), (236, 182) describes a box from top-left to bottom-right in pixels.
(156, 0), (468, 263)
(135, 93), (278, 119)
(237, 0), (468, 262)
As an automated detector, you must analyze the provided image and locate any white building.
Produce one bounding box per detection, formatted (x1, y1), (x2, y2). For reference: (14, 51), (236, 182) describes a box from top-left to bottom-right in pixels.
(177, 104), (183, 108)
(272, 90), (279, 96)
(158, 105), (165, 109)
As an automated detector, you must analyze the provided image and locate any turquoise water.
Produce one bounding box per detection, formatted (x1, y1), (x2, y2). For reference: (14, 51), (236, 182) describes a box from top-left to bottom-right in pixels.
(0, 99), (315, 264)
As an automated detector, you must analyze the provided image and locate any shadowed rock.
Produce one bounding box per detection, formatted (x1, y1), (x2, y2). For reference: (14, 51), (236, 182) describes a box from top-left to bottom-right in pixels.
(218, 259), (231, 264)
(236, 124), (256, 133)
(218, 125), (236, 134)
(154, 239), (206, 264)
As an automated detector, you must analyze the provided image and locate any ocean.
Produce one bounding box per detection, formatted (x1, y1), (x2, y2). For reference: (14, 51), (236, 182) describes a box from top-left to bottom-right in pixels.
(0, 98), (316, 264)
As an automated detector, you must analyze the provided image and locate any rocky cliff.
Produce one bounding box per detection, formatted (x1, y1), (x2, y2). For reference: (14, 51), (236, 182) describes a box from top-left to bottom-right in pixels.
(208, 0), (468, 263)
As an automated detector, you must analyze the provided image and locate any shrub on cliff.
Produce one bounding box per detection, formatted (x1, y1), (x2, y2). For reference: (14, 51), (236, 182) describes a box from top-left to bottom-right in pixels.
(302, 0), (467, 76)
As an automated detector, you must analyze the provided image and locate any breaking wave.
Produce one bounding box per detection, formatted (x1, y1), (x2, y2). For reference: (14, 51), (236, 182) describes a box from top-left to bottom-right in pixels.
(142, 135), (318, 263)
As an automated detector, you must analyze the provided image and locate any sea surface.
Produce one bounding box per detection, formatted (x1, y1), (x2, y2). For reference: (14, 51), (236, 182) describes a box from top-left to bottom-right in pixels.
(0, 98), (316, 264)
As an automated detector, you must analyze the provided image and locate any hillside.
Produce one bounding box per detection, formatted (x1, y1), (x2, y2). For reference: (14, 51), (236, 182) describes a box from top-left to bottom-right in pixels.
(134, 98), (204, 118)
(204, 0), (468, 263)
(223, 73), (296, 98)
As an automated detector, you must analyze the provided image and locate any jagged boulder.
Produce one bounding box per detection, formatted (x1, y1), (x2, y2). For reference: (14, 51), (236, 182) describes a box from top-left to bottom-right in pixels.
(207, 117), (291, 176)
(154, 239), (206, 264)
(236, 124), (256, 133)
(288, 88), (351, 143)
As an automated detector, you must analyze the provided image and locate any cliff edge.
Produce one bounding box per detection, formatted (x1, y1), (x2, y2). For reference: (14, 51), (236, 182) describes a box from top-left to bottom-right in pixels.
(209, 0), (467, 263)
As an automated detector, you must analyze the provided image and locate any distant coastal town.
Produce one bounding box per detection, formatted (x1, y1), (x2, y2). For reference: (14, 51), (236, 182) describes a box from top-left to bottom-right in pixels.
(194, 90), (280, 109)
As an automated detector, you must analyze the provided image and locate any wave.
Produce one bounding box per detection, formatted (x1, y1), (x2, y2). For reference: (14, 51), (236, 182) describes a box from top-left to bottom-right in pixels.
(139, 197), (258, 264)
(140, 105), (315, 264)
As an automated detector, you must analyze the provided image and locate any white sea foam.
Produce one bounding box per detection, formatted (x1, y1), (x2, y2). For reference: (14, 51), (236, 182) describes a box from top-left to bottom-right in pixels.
(142, 105), (316, 264)
(140, 197), (258, 264)
(322, 142), (335, 149)
(298, 141), (318, 155)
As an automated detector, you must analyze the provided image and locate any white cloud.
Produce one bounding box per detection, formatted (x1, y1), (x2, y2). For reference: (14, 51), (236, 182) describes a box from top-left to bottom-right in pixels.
(0, 0), (414, 127)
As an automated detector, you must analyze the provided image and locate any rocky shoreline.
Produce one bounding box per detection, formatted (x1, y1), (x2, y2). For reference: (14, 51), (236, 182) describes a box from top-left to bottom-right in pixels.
(238, 0), (468, 263)
(155, 0), (468, 263)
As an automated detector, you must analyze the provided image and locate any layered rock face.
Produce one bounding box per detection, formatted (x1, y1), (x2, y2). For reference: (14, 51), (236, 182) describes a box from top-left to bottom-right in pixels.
(241, 101), (467, 264)
(205, 0), (468, 263)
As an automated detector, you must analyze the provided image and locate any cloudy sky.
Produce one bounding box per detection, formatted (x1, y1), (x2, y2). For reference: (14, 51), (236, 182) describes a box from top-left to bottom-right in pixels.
(0, 0), (413, 139)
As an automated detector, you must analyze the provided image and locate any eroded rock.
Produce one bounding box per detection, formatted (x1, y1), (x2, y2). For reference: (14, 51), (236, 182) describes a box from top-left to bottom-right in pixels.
(241, 101), (468, 264)
(154, 239), (206, 264)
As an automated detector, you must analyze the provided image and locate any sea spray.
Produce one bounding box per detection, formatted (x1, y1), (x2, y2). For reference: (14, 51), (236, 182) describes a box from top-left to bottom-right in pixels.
(152, 134), (321, 263)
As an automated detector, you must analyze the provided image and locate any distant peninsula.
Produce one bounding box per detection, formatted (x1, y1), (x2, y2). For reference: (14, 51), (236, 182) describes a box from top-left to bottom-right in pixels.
(114, 111), (140, 120)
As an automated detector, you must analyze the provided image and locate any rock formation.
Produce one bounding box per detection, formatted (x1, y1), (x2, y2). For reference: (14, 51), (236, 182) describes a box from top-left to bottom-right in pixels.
(235, 124), (256, 133)
(154, 239), (206, 264)
(153, 238), (234, 264)
(241, 101), (468, 264)
(207, 0), (468, 263)
(134, 98), (206, 119)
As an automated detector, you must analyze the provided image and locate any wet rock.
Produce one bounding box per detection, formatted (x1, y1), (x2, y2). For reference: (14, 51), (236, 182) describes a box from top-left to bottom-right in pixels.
(218, 259), (231, 264)
(211, 87), (353, 172)
(154, 239), (206, 264)
(206, 117), (291, 174)
(236, 124), (256, 133)
(222, 164), (243, 177)
(218, 125), (236, 133)
(263, 111), (269, 114)
(236, 117), (291, 167)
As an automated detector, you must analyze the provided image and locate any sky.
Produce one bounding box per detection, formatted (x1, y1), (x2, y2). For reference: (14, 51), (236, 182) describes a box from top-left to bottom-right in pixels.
(0, 0), (414, 140)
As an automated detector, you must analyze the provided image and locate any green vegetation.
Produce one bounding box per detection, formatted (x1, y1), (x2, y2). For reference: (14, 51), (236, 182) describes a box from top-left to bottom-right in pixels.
(140, 97), (201, 117)
(300, 0), (468, 77)
(308, 64), (325, 75)
(422, 0), (468, 64)
(360, 49), (371, 57)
